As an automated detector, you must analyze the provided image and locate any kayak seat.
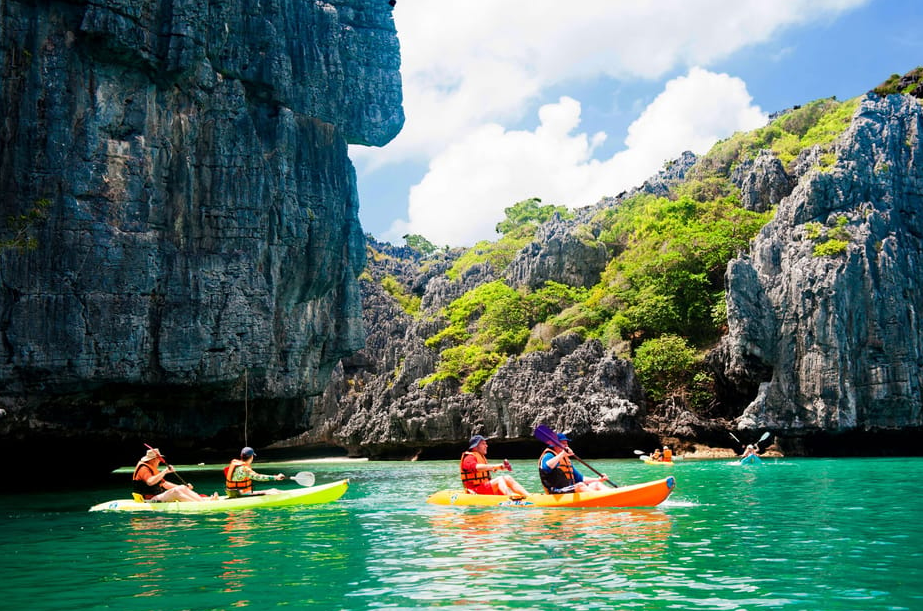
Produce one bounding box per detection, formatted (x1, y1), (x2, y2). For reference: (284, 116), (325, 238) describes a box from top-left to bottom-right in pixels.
(131, 493), (145, 503)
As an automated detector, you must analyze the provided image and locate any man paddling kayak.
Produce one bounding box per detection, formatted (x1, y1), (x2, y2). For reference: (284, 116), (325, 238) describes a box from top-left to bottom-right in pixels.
(538, 432), (609, 493)
(460, 435), (529, 497)
(225, 447), (285, 497)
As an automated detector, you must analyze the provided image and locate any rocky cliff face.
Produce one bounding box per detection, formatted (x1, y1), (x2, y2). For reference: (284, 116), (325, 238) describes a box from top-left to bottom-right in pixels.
(288, 91), (923, 459)
(713, 94), (923, 442)
(0, 0), (402, 473)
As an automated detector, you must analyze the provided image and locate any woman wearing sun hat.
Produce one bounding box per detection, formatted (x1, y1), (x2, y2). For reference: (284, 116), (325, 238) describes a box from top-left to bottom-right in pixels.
(132, 448), (205, 502)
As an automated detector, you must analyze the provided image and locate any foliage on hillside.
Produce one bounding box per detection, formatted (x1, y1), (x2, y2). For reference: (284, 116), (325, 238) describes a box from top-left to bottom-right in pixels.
(414, 95), (864, 401)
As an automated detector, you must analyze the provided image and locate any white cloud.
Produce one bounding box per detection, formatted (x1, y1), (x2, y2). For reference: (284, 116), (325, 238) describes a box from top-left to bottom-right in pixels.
(386, 68), (768, 247)
(353, 0), (868, 169)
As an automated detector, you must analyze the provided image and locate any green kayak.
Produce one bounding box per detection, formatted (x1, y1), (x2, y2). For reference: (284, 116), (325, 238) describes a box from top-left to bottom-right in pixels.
(89, 479), (349, 513)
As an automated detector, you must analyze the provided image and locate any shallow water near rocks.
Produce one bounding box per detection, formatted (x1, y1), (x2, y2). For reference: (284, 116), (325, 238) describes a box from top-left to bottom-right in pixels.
(2, 457), (921, 610)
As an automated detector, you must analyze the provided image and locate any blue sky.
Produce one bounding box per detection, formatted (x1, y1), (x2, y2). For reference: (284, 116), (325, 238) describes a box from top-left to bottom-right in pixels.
(349, 0), (923, 248)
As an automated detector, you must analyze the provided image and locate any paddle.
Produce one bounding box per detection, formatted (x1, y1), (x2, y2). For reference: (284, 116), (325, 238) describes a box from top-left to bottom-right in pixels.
(754, 431), (770, 449)
(144, 443), (190, 486)
(729, 432), (743, 446)
(533, 425), (617, 488)
(291, 471), (315, 487)
(633, 449), (645, 455)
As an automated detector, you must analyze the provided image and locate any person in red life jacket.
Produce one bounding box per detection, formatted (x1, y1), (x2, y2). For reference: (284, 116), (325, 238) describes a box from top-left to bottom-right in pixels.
(460, 435), (529, 497)
(661, 446), (673, 462)
(225, 447), (285, 497)
(538, 433), (608, 493)
(132, 448), (206, 502)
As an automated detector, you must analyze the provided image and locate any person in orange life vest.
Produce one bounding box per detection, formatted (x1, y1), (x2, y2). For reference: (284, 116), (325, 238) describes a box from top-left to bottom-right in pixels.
(661, 446), (673, 462)
(538, 433), (608, 493)
(460, 435), (529, 497)
(650, 448), (662, 461)
(225, 447), (285, 497)
(132, 448), (207, 502)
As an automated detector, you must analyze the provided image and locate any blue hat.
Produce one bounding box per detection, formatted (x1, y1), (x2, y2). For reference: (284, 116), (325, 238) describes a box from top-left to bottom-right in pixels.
(241, 446), (256, 458)
(557, 433), (571, 442)
(468, 435), (488, 449)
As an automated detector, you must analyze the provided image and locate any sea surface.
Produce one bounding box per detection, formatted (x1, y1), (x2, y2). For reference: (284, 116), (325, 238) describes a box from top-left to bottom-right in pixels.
(2, 456), (921, 610)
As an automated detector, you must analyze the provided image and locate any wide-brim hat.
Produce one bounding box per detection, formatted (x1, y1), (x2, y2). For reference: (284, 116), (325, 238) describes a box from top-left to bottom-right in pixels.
(468, 435), (487, 449)
(143, 448), (163, 462)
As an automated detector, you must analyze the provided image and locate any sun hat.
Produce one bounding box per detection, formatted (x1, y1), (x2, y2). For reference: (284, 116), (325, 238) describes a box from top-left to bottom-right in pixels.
(143, 448), (163, 461)
(241, 446), (257, 458)
(468, 435), (487, 449)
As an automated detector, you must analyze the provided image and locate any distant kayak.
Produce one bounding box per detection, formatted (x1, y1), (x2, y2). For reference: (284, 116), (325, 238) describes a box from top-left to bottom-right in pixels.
(643, 459), (675, 466)
(426, 477), (675, 508)
(739, 454), (762, 465)
(89, 479), (349, 513)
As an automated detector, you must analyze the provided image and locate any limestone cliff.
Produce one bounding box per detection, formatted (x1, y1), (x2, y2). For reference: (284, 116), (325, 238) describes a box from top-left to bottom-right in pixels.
(0, 0), (402, 474)
(713, 93), (923, 443)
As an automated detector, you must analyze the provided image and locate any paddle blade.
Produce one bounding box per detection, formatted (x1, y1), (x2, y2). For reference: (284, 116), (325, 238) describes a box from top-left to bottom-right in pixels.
(292, 471), (315, 487)
(639, 455), (650, 461)
(533, 425), (563, 448)
(758, 431), (770, 443)
(729, 432), (742, 444)
(633, 450), (645, 455)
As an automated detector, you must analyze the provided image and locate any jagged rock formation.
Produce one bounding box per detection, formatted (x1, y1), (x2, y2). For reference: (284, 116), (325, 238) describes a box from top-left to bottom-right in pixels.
(289, 89), (923, 459)
(713, 94), (923, 442)
(0, 0), (403, 474)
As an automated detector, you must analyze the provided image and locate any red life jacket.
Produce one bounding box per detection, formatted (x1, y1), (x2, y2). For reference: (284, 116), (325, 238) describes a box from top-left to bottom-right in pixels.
(460, 451), (490, 489)
(538, 447), (575, 493)
(225, 459), (252, 494)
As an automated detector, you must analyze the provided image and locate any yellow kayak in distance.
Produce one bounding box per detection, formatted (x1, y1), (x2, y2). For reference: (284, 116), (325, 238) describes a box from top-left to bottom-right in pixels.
(89, 479), (349, 513)
(426, 477), (675, 508)
(643, 459), (675, 466)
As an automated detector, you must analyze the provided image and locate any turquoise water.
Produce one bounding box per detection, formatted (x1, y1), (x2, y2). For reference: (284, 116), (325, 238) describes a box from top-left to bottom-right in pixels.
(2, 457), (921, 610)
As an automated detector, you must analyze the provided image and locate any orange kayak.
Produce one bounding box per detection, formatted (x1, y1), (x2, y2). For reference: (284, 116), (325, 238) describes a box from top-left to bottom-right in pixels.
(426, 476), (675, 508)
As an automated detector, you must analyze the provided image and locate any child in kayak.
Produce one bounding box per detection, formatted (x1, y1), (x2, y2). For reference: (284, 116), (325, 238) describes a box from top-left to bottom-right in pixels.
(225, 447), (286, 497)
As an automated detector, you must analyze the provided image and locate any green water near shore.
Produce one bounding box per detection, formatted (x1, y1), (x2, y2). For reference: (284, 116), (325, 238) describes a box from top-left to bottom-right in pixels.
(2, 457), (921, 610)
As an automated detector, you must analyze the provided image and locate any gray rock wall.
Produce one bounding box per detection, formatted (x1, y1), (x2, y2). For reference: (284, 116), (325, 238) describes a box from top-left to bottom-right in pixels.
(0, 0), (402, 467)
(715, 94), (923, 433)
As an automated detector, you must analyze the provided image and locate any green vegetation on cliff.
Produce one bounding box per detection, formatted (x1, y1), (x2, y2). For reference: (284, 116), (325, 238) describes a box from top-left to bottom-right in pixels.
(416, 95), (862, 399)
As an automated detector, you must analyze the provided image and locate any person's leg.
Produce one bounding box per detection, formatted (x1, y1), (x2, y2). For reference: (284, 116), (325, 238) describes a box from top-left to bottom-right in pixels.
(495, 476), (528, 497)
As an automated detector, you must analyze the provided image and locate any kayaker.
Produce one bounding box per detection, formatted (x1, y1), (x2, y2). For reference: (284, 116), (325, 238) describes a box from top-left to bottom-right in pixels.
(650, 448), (662, 461)
(225, 447), (285, 497)
(538, 432), (608, 493)
(662, 446), (673, 462)
(741, 444), (759, 459)
(132, 448), (208, 502)
(460, 435), (530, 497)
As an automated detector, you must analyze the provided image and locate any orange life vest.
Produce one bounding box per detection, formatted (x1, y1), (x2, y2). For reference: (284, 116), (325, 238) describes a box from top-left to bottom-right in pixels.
(538, 447), (575, 493)
(460, 451), (490, 489)
(132, 462), (165, 499)
(662, 449), (673, 462)
(225, 459), (252, 494)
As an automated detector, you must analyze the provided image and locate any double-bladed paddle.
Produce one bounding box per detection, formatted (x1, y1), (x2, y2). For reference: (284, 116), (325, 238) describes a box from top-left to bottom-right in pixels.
(533, 425), (617, 488)
(754, 431), (770, 449)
